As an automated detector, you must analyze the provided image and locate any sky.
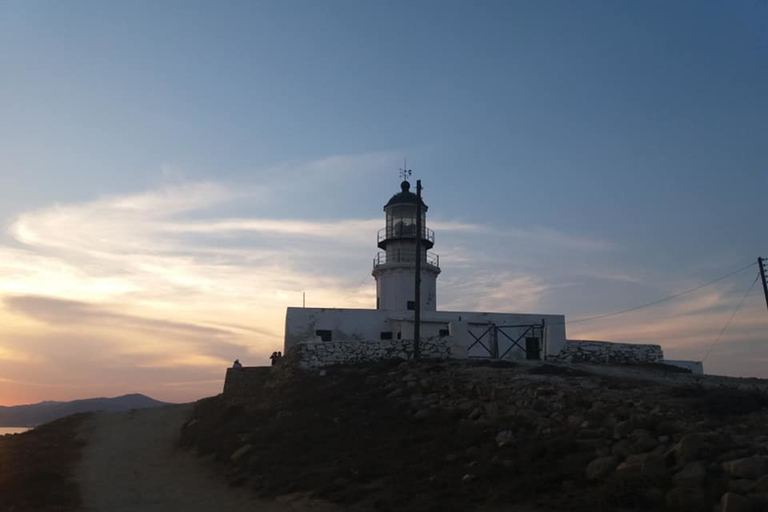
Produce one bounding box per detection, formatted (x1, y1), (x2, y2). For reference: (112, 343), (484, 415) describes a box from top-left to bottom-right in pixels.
(0, 0), (766, 405)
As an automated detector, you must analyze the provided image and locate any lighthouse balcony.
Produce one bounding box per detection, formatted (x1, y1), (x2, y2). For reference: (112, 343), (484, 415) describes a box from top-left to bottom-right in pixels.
(377, 226), (435, 250)
(373, 250), (440, 269)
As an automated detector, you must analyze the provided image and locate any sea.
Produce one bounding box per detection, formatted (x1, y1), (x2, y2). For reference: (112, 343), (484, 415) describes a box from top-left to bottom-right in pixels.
(0, 427), (32, 435)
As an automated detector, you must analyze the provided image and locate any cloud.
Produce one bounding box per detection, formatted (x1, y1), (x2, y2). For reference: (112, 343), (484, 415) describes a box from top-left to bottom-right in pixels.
(1, 151), (723, 405)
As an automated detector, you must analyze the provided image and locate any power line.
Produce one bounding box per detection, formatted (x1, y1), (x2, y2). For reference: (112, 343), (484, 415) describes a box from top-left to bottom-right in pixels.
(565, 260), (757, 326)
(702, 274), (760, 363)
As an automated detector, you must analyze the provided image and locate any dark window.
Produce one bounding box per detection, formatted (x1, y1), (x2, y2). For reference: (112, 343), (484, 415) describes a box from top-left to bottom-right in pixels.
(315, 329), (332, 342)
(380, 331), (393, 340)
(407, 301), (415, 310)
(397, 332), (402, 339)
(439, 328), (450, 337)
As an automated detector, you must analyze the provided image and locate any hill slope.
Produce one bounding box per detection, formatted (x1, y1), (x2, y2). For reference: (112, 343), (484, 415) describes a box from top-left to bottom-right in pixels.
(0, 394), (169, 427)
(180, 359), (768, 512)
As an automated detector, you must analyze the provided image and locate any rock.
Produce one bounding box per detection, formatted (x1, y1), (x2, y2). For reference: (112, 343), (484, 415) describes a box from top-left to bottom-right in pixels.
(231, 444), (253, 462)
(729, 480), (757, 494)
(495, 430), (515, 447)
(413, 408), (433, 421)
(641, 453), (670, 480)
(755, 475), (768, 493)
(675, 433), (706, 463)
(469, 407), (483, 420)
(665, 486), (712, 512)
(462, 474), (476, 483)
(387, 388), (404, 399)
(630, 429), (659, 454)
(613, 420), (634, 439)
(673, 462), (707, 488)
(611, 439), (632, 459)
(586, 456), (618, 481)
(721, 492), (754, 512)
(723, 457), (768, 480)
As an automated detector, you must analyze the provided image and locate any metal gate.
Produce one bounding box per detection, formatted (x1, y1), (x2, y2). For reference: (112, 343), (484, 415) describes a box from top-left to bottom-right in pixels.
(467, 321), (546, 360)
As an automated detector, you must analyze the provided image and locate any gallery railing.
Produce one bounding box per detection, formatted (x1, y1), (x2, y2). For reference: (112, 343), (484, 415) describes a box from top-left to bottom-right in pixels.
(373, 250), (440, 269)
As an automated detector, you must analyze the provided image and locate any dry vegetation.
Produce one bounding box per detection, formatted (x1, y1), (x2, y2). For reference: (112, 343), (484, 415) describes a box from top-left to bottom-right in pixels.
(0, 414), (88, 512)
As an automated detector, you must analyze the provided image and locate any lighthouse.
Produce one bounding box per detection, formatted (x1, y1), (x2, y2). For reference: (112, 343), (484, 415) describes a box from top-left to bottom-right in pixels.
(372, 179), (441, 311)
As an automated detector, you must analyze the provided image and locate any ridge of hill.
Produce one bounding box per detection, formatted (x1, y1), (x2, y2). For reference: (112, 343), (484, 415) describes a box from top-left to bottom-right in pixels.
(180, 358), (768, 512)
(0, 393), (170, 427)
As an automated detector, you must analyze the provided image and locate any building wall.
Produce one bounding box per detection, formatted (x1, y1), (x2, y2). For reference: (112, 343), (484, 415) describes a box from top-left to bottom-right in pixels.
(284, 307), (567, 360)
(292, 336), (463, 369)
(373, 265), (439, 311)
(663, 359), (704, 374)
(548, 340), (663, 365)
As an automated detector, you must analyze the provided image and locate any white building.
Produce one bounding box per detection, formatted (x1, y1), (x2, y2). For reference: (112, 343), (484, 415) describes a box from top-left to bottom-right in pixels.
(284, 178), (568, 362)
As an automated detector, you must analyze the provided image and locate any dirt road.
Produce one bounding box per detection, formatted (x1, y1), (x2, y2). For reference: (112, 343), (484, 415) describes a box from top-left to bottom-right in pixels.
(75, 404), (316, 512)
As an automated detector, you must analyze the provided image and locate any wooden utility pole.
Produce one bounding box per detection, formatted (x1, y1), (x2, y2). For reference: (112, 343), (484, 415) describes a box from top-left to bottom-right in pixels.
(414, 180), (422, 359)
(759, 257), (768, 312)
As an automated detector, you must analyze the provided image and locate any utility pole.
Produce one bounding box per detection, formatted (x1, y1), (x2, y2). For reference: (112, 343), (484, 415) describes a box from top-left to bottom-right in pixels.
(414, 179), (423, 359)
(759, 257), (768, 312)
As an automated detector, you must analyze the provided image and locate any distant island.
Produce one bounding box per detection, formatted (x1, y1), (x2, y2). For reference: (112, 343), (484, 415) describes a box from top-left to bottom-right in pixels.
(0, 394), (171, 427)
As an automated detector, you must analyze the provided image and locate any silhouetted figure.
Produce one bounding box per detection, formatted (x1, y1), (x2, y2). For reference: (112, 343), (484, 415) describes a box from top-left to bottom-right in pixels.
(232, 359), (242, 369)
(276, 351), (283, 363)
(269, 352), (278, 366)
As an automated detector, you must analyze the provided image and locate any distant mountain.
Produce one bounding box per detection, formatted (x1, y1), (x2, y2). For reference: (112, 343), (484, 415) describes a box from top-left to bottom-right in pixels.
(0, 393), (171, 427)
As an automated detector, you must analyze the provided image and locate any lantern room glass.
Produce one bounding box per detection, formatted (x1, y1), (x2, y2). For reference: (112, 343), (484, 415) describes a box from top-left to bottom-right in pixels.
(385, 204), (426, 239)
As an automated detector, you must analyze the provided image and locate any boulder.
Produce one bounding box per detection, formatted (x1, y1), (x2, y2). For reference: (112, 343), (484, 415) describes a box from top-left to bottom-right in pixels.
(586, 456), (619, 481)
(723, 457), (768, 480)
(231, 444), (253, 462)
(495, 430), (515, 447)
(728, 479), (757, 495)
(675, 433), (706, 463)
(755, 475), (768, 493)
(665, 486), (712, 512)
(721, 492), (754, 512)
(673, 461), (707, 488)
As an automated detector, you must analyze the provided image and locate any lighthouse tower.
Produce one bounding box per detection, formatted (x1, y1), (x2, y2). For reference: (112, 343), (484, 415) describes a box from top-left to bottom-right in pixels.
(372, 179), (441, 311)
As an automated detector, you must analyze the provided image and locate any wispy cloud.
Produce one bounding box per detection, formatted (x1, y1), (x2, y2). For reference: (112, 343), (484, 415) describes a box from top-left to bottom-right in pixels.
(2, 151), (754, 404)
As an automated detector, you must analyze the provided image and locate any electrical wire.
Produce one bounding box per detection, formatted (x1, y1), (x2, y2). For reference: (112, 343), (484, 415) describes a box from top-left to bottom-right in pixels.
(701, 274), (760, 363)
(564, 260), (757, 326)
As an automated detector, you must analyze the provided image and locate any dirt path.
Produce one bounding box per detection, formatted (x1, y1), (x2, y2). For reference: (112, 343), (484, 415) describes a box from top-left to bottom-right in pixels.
(75, 404), (311, 512)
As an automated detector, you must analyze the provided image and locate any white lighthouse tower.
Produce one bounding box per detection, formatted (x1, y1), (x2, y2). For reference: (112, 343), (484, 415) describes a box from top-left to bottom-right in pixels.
(372, 178), (441, 311)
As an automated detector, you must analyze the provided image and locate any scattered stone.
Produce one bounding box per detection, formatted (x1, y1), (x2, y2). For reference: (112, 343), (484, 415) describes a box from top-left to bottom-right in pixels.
(462, 474), (476, 483)
(721, 492), (754, 512)
(586, 455), (618, 481)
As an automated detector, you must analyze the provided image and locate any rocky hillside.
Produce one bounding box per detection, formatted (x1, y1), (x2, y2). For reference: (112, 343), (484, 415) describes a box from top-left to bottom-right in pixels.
(180, 358), (768, 512)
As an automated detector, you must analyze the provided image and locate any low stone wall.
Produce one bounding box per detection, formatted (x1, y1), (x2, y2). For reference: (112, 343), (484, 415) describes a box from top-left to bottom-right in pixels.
(293, 336), (459, 369)
(548, 340), (663, 365)
(222, 367), (272, 403)
(663, 359), (704, 374)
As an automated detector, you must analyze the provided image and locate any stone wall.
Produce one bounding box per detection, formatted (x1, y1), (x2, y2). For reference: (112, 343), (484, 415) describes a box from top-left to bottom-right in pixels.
(222, 367), (272, 403)
(292, 336), (459, 369)
(548, 340), (663, 365)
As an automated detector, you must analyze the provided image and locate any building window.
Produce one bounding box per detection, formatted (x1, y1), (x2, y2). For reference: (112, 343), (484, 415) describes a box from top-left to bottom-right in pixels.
(380, 331), (393, 340)
(315, 329), (332, 342)
(397, 332), (402, 339)
(407, 301), (415, 310)
(439, 328), (450, 337)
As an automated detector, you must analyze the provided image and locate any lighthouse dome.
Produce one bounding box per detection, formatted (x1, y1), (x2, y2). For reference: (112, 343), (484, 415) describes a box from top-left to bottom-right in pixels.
(384, 181), (428, 210)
